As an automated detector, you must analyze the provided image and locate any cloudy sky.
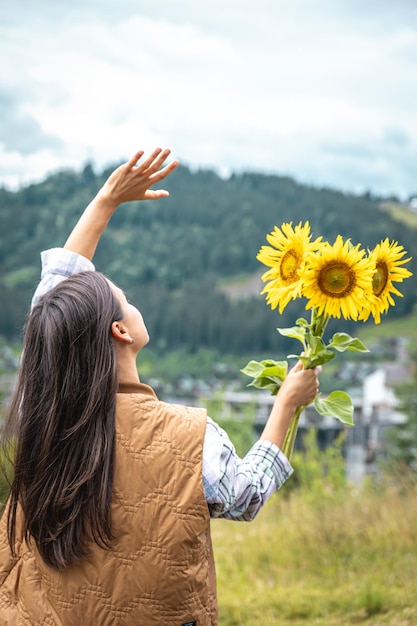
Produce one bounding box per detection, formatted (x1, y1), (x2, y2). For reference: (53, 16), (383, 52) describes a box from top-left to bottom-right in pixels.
(2, 0), (417, 198)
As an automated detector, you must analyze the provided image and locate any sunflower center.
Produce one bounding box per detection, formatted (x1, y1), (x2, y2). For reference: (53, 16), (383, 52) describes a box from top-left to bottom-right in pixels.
(372, 262), (388, 296)
(280, 250), (300, 283)
(318, 262), (356, 297)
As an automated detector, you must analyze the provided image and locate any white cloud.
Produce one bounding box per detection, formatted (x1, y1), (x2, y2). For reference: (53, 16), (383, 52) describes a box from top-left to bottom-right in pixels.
(1, 1), (417, 198)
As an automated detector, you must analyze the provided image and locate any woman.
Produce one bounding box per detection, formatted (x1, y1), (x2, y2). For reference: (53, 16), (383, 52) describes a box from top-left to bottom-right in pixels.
(0, 148), (320, 625)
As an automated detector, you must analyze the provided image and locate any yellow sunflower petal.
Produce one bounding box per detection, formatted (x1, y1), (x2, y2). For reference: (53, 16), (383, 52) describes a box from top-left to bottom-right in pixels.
(257, 221), (321, 313)
(360, 239), (413, 324)
(302, 235), (374, 321)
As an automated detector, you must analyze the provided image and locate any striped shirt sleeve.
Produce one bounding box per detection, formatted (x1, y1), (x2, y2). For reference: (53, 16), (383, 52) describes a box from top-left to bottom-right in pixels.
(31, 248), (95, 306)
(202, 416), (293, 521)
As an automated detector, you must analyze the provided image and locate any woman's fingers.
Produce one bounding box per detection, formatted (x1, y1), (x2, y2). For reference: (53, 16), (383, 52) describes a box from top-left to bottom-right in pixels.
(150, 158), (180, 183)
(291, 359), (304, 373)
(133, 147), (167, 174)
(128, 148), (179, 187)
(126, 150), (145, 169)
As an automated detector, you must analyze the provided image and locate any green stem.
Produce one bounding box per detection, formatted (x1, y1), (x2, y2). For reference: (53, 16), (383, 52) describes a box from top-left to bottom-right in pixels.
(281, 405), (305, 461)
(311, 308), (329, 339)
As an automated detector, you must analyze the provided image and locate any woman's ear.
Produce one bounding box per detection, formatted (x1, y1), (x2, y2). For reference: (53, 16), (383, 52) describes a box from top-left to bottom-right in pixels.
(111, 321), (134, 344)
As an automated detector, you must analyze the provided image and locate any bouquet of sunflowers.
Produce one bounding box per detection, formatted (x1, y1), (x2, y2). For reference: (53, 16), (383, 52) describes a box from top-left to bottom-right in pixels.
(242, 221), (413, 460)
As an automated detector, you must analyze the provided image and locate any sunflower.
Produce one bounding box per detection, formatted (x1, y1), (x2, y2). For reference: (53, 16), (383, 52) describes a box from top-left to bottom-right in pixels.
(302, 235), (375, 320)
(256, 221), (321, 313)
(360, 238), (413, 324)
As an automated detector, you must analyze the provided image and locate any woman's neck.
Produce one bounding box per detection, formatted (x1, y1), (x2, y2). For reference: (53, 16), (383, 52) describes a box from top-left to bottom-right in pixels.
(116, 352), (141, 386)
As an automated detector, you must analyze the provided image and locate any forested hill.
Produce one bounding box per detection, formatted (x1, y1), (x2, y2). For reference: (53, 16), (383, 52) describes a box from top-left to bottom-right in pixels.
(0, 163), (416, 354)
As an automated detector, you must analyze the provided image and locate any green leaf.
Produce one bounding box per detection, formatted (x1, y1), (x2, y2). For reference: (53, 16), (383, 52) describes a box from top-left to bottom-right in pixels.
(314, 391), (355, 426)
(261, 364), (287, 379)
(240, 360), (267, 378)
(241, 359), (288, 379)
(249, 377), (282, 395)
(295, 317), (309, 327)
(287, 351), (335, 367)
(328, 332), (369, 353)
(241, 359), (288, 396)
(308, 351), (335, 367)
(277, 326), (306, 343)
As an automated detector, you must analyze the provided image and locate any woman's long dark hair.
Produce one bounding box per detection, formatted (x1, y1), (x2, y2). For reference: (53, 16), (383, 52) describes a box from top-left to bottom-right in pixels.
(3, 271), (123, 570)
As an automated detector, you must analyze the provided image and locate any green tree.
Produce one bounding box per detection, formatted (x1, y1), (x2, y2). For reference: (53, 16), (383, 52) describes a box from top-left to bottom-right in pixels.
(1, 161), (416, 349)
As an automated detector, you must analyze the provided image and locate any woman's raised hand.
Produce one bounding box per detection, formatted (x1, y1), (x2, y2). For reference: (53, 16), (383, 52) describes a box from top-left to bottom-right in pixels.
(99, 148), (179, 208)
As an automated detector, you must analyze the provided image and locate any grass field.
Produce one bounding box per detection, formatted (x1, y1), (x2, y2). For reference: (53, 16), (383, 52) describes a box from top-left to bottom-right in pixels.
(357, 305), (417, 345)
(1, 439), (416, 624)
(212, 475), (417, 625)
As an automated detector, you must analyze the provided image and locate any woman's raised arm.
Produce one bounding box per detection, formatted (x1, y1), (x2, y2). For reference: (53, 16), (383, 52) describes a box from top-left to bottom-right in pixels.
(64, 148), (179, 260)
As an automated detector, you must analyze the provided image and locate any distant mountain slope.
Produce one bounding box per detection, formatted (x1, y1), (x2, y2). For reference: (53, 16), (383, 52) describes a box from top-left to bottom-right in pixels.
(0, 163), (415, 353)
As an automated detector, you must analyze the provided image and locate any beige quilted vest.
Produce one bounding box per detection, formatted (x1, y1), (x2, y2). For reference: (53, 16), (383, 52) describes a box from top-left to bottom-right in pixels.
(0, 382), (218, 625)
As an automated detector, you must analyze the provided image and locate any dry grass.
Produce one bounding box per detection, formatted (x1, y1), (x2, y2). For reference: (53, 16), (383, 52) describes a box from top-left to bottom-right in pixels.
(212, 479), (417, 625)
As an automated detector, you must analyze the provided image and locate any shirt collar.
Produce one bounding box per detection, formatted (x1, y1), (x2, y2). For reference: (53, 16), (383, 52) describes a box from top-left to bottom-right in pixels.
(117, 381), (158, 399)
